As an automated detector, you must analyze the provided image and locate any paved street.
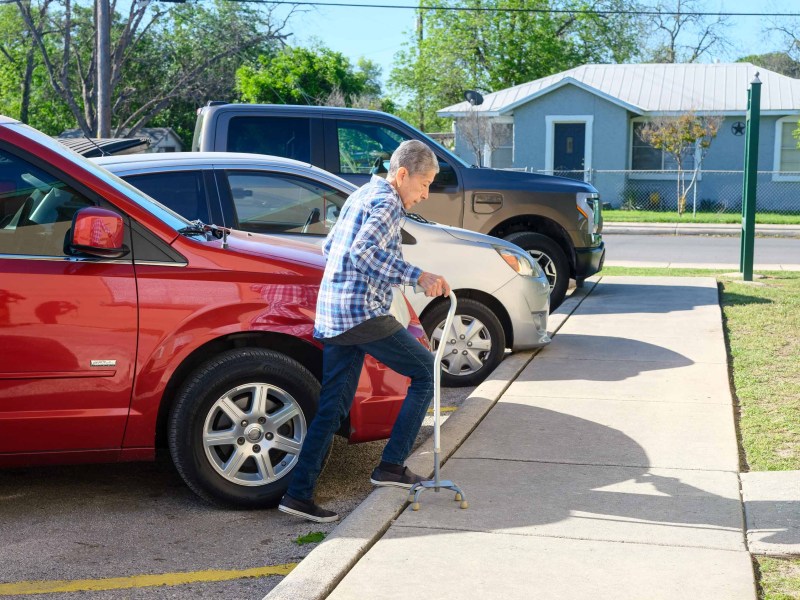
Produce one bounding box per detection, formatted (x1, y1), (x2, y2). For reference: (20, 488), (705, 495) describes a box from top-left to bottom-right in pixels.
(604, 233), (800, 270)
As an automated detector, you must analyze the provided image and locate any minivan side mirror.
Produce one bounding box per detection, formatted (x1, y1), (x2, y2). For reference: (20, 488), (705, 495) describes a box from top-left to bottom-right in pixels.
(69, 207), (129, 258)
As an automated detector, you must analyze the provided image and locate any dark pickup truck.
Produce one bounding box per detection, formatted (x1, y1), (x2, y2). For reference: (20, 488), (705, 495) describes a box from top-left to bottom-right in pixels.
(192, 103), (605, 310)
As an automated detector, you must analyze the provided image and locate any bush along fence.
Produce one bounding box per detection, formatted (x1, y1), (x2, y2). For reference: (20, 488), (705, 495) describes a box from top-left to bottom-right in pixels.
(511, 169), (800, 217)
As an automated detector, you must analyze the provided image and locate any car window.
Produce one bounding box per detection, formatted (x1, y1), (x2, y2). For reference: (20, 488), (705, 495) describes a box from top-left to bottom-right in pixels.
(337, 121), (409, 174)
(224, 170), (347, 236)
(0, 149), (96, 257)
(123, 171), (211, 224)
(227, 116), (311, 163)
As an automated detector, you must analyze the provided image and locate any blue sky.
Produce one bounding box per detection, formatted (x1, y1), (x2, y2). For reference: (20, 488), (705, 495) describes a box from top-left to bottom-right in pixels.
(286, 0), (798, 87)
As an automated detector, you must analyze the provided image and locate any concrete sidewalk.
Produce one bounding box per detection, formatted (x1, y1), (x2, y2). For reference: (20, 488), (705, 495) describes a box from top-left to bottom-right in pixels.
(266, 277), (798, 600)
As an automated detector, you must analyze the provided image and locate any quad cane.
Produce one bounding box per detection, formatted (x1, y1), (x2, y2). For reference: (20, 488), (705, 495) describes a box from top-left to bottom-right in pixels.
(409, 290), (468, 511)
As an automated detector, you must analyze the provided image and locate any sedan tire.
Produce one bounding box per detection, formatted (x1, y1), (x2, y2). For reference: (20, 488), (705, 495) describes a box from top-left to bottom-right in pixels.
(421, 297), (506, 388)
(168, 348), (319, 509)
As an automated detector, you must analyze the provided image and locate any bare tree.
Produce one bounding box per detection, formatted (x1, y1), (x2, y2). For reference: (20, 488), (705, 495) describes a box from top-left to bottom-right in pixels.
(14, 0), (297, 137)
(458, 106), (498, 167)
(646, 0), (731, 63)
(637, 112), (722, 216)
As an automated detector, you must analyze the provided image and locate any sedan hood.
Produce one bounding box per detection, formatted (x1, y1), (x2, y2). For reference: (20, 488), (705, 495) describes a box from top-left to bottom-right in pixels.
(406, 217), (525, 253)
(220, 229), (326, 270)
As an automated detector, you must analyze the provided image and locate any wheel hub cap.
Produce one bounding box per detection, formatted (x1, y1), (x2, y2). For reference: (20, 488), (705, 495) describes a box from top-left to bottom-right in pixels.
(244, 424), (264, 443)
(431, 315), (493, 377)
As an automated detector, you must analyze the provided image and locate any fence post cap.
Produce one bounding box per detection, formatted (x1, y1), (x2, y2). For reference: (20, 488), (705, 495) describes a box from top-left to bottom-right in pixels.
(751, 72), (762, 85)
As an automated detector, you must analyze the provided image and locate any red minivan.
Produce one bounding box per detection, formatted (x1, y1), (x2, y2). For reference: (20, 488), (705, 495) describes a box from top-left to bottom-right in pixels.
(0, 116), (427, 508)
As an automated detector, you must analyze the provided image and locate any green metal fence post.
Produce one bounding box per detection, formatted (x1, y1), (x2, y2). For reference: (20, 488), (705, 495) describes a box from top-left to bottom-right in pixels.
(741, 74), (761, 281)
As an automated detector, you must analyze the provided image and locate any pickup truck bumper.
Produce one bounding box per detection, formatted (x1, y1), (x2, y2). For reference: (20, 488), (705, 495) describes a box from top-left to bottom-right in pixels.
(575, 240), (606, 280)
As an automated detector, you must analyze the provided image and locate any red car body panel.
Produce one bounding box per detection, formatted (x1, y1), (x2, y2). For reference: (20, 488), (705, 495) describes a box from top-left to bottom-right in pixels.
(0, 118), (424, 469)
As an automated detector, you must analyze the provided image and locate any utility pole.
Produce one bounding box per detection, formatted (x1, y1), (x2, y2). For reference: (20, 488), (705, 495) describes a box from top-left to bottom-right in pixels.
(96, 0), (111, 137)
(416, 6), (424, 131)
(740, 73), (761, 282)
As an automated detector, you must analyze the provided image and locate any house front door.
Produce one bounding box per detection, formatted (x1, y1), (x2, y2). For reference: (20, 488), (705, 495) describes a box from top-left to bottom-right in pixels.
(553, 123), (586, 180)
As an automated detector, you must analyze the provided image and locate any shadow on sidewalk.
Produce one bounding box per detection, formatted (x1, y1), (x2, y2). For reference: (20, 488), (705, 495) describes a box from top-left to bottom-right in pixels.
(573, 283), (719, 315)
(402, 403), (751, 549)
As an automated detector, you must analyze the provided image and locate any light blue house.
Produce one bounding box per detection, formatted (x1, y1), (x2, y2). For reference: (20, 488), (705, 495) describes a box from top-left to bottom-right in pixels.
(438, 63), (800, 212)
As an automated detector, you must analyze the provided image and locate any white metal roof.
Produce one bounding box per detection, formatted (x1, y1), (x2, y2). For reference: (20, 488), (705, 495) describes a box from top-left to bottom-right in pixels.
(438, 63), (800, 117)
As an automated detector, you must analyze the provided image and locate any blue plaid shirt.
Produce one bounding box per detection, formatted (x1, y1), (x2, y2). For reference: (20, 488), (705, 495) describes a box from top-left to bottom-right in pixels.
(314, 176), (423, 339)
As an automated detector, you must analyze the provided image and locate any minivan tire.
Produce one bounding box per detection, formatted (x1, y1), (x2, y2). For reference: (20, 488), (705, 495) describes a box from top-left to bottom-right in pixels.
(421, 297), (506, 388)
(168, 348), (319, 509)
(504, 231), (569, 312)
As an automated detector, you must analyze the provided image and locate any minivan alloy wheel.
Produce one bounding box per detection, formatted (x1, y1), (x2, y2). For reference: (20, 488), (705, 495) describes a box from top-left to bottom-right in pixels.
(203, 382), (306, 487)
(169, 348), (319, 509)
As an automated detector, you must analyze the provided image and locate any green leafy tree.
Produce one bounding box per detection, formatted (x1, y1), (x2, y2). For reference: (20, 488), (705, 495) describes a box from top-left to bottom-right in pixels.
(738, 52), (800, 79)
(236, 44), (388, 109)
(10, 0), (293, 137)
(0, 3), (72, 133)
(389, 0), (644, 131)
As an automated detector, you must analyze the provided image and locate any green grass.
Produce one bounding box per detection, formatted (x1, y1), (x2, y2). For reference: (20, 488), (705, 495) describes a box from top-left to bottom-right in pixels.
(603, 210), (800, 225)
(600, 266), (800, 599)
(294, 531), (326, 545)
(757, 557), (800, 600)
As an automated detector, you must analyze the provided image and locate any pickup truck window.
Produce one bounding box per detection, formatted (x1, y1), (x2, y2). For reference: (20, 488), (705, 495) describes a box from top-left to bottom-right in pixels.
(0, 149), (96, 257)
(223, 170), (346, 236)
(337, 121), (407, 175)
(228, 116), (311, 163)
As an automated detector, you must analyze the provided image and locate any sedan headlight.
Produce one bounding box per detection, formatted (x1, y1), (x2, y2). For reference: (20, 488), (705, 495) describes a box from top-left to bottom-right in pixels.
(494, 246), (539, 277)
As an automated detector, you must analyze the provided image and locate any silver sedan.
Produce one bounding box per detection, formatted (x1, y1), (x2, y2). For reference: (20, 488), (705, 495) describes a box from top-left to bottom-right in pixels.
(96, 152), (551, 386)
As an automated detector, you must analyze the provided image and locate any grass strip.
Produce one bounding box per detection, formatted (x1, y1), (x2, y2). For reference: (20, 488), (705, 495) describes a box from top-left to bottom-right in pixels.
(603, 210), (800, 225)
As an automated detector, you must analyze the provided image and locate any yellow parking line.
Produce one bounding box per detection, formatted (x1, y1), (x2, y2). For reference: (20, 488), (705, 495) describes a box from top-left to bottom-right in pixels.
(427, 406), (457, 415)
(0, 563), (297, 596)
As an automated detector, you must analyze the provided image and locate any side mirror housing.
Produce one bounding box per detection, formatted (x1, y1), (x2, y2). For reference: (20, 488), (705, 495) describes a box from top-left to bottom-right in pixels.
(433, 162), (456, 187)
(69, 207), (129, 258)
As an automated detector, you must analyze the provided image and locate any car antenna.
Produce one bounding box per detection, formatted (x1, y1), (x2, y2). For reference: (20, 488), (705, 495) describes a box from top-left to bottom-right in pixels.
(84, 135), (110, 157)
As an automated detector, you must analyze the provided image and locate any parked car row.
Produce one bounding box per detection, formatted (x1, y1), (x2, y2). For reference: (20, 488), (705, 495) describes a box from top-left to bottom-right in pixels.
(94, 152), (552, 387)
(0, 101), (591, 508)
(0, 117), (427, 508)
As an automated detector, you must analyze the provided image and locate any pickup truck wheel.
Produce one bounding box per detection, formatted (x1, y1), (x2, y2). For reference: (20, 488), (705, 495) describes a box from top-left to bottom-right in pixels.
(168, 348), (319, 509)
(421, 298), (506, 388)
(504, 232), (569, 312)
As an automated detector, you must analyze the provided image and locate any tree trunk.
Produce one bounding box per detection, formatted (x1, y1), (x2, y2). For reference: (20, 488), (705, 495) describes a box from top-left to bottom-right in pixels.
(20, 46), (35, 124)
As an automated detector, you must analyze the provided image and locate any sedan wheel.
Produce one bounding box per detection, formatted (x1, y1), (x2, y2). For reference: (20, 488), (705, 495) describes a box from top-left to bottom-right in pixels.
(421, 297), (506, 388)
(169, 348), (319, 509)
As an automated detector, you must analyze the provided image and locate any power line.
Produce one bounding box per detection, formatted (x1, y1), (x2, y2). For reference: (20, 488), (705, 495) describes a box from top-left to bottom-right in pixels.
(163, 0), (800, 18)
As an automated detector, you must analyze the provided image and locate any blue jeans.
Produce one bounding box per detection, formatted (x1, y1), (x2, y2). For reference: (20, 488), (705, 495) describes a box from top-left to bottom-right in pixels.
(286, 328), (434, 502)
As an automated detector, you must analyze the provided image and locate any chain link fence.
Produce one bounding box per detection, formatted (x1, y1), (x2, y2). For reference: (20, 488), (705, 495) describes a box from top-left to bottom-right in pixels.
(516, 169), (800, 216)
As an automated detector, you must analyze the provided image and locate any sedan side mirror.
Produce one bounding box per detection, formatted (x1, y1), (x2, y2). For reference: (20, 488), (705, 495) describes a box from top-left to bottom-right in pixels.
(69, 207), (129, 258)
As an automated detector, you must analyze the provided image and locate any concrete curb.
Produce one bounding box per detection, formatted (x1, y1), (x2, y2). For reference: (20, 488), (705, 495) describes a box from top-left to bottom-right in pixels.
(603, 222), (800, 238)
(262, 281), (599, 600)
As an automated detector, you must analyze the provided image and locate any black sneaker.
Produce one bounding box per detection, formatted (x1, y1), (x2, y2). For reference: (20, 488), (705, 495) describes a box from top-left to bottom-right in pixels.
(278, 494), (339, 523)
(370, 465), (425, 489)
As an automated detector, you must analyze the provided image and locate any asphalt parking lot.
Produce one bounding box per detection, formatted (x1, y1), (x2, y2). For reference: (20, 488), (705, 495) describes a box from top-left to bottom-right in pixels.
(0, 385), (475, 600)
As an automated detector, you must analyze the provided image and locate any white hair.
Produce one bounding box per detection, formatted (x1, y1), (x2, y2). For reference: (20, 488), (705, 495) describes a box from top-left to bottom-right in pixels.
(387, 140), (439, 178)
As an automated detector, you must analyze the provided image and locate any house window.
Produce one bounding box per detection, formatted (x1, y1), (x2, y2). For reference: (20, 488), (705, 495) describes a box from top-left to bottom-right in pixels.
(631, 122), (695, 172)
(777, 119), (800, 174)
(490, 122), (513, 168)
